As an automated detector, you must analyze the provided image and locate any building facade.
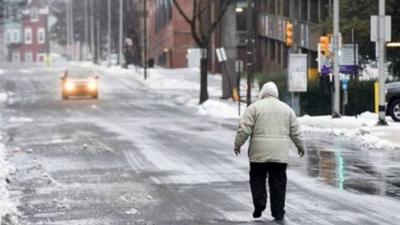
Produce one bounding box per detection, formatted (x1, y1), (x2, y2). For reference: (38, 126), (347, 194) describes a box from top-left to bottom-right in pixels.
(146, 0), (194, 68)
(3, 0), (48, 62)
(256, 0), (330, 78)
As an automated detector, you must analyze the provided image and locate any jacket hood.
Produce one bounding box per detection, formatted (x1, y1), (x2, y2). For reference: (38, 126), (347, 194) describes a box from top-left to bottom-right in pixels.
(258, 82), (279, 99)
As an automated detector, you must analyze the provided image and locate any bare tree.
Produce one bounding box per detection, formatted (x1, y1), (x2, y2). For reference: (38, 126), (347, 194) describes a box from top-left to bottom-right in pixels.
(172, 0), (234, 104)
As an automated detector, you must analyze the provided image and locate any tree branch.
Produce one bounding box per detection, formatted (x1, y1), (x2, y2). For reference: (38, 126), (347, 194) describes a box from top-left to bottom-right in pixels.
(172, 0), (192, 25)
(207, 0), (234, 37)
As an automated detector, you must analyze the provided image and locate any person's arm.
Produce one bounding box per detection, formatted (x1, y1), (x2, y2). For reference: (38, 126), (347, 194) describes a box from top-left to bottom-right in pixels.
(289, 110), (305, 158)
(234, 106), (256, 155)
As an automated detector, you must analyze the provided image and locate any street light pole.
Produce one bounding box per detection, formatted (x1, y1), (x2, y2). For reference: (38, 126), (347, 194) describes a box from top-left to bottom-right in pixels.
(143, 0), (148, 79)
(332, 0), (341, 118)
(84, 0), (88, 59)
(246, 0), (253, 106)
(107, 0), (111, 66)
(377, 0), (387, 125)
(119, 0), (123, 66)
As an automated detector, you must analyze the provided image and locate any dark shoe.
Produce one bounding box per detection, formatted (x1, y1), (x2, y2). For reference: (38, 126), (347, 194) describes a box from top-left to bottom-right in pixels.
(252, 209), (262, 218)
(273, 217), (285, 224)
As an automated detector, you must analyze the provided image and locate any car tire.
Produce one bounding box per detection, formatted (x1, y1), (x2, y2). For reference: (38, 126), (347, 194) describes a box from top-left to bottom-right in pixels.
(389, 99), (400, 122)
(62, 93), (69, 100)
(92, 92), (98, 99)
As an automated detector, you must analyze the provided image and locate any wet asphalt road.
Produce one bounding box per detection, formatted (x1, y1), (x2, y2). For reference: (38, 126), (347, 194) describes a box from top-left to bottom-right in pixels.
(1, 63), (400, 225)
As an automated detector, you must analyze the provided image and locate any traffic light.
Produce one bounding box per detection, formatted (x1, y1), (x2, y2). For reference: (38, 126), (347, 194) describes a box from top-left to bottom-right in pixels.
(285, 22), (293, 47)
(320, 36), (330, 55)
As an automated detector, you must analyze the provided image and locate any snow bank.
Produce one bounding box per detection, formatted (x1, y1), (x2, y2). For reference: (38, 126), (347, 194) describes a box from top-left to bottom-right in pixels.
(194, 99), (241, 119)
(8, 117), (34, 123)
(0, 143), (18, 224)
(0, 93), (7, 105)
(300, 112), (400, 150)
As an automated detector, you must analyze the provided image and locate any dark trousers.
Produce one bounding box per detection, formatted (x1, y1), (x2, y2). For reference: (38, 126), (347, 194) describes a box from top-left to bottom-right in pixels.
(250, 162), (287, 219)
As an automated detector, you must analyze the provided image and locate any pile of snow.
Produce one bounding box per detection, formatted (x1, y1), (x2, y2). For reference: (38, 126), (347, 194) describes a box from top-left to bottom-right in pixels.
(143, 69), (199, 90)
(0, 143), (18, 224)
(194, 99), (241, 119)
(0, 93), (7, 105)
(8, 117), (34, 123)
(300, 112), (400, 150)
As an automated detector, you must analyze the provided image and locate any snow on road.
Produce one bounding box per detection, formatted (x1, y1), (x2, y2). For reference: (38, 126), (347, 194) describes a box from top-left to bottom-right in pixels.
(74, 62), (400, 151)
(0, 143), (18, 224)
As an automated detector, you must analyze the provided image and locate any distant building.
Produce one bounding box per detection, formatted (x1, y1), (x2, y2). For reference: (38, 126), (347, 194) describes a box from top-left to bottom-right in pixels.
(3, 0), (49, 63)
(20, 0), (49, 62)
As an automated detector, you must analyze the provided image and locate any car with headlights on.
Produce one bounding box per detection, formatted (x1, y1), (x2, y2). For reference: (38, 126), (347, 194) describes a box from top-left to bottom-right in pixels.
(61, 68), (99, 100)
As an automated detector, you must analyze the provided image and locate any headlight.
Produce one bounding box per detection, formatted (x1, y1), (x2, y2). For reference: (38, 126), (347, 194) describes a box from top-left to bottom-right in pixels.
(65, 80), (75, 91)
(87, 80), (97, 91)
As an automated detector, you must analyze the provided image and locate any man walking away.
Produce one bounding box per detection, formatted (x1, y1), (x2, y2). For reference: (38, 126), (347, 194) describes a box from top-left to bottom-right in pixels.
(234, 82), (305, 222)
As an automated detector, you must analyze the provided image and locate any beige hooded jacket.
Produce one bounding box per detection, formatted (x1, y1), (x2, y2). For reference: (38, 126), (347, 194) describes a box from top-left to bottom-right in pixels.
(234, 82), (305, 163)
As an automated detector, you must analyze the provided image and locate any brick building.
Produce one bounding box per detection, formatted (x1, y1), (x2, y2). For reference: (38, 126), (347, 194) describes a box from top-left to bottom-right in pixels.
(19, 0), (49, 62)
(146, 0), (194, 68)
(2, 0), (48, 63)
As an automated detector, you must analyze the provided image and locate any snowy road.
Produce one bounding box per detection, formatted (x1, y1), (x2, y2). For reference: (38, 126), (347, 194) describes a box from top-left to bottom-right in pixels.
(1, 63), (400, 225)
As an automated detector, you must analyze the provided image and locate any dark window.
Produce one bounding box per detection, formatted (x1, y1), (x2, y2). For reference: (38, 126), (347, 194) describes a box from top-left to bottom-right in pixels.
(282, 0), (289, 17)
(268, 0), (275, 14)
(276, 0), (281, 16)
(301, 0), (308, 21)
(158, 52), (167, 65)
(270, 39), (276, 61)
(293, 0), (300, 19)
(320, 0), (330, 22)
(277, 42), (282, 65)
(155, 0), (172, 32)
(310, 0), (319, 22)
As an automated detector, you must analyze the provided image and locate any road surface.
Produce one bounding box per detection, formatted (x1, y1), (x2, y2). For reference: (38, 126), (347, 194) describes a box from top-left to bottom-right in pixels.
(1, 63), (399, 225)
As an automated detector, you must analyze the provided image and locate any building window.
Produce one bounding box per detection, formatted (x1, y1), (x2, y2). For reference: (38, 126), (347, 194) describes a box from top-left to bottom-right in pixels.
(25, 28), (32, 44)
(301, 0), (308, 21)
(310, 0), (319, 23)
(283, 0), (289, 17)
(25, 52), (33, 62)
(155, 0), (172, 32)
(37, 28), (45, 44)
(13, 30), (19, 43)
(268, 0), (276, 15)
(6, 31), (12, 43)
(31, 7), (39, 22)
(270, 39), (276, 61)
(12, 52), (20, 62)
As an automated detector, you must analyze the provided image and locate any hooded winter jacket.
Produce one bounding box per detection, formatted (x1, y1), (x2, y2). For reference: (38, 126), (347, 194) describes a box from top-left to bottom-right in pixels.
(234, 82), (305, 163)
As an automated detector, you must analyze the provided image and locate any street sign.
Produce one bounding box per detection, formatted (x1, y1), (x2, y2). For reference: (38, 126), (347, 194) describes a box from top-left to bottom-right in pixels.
(288, 54), (308, 92)
(370, 15), (391, 42)
(319, 44), (359, 75)
(235, 60), (244, 73)
(215, 48), (227, 62)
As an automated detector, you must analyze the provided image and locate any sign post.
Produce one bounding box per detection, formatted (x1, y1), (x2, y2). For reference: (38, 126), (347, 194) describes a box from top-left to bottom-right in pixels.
(288, 54), (308, 115)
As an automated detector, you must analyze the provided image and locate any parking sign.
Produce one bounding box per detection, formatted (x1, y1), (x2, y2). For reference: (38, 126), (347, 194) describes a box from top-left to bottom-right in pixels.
(288, 54), (308, 92)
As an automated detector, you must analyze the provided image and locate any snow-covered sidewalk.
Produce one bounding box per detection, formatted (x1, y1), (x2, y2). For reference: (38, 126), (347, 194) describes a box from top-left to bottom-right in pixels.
(75, 62), (400, 151)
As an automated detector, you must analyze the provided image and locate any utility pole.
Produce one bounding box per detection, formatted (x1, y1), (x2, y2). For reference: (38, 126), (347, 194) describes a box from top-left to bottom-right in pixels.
(332, 0), (341, 118)
(119, 0), (123, 65)
(90, 0), (95, 63)
(70, 0), (74, 60)
(246, 0), (254, 106)
(377, 0), (387, 125)
(65, 0), (70, 60)
(84, 0), (88, 59)
(143, 0), (148, 79)
(107, 0), (111, 66)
